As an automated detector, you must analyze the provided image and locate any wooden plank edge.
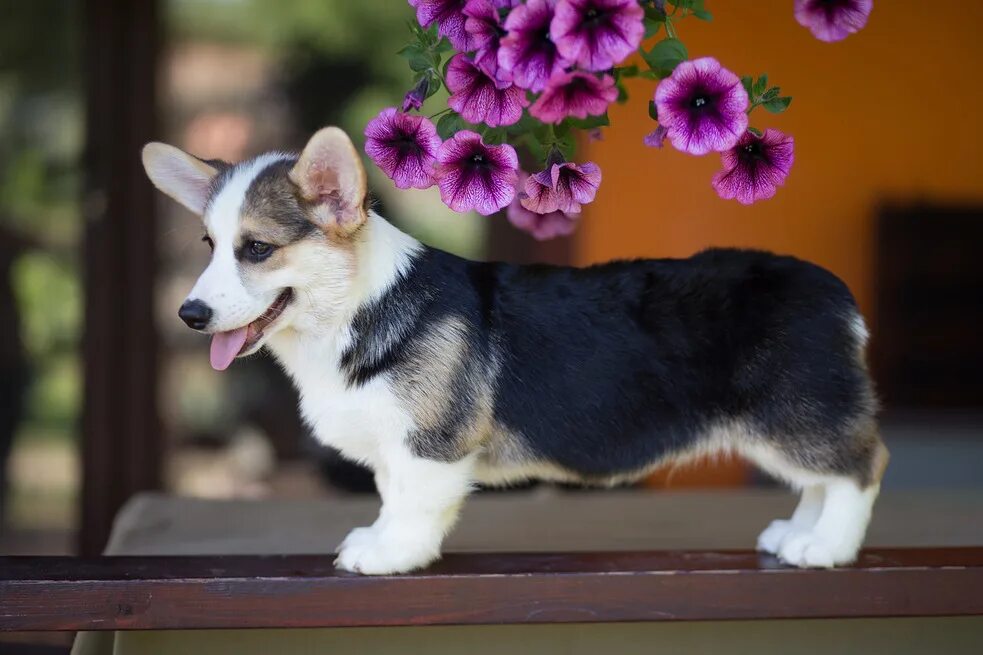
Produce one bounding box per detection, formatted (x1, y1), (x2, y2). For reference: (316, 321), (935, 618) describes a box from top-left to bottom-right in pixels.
(2, 548), (982, 631)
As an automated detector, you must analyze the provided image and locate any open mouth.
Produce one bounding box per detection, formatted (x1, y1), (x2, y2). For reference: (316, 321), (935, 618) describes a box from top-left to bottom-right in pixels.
(209, 288), (294, 371)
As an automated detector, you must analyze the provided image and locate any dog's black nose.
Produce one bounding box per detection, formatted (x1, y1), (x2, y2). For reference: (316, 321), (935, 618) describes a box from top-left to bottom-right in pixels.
(178, 299), (212, 330)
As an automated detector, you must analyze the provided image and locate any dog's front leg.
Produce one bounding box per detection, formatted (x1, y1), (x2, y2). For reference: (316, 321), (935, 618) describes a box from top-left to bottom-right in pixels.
(335, 449), (475, 575)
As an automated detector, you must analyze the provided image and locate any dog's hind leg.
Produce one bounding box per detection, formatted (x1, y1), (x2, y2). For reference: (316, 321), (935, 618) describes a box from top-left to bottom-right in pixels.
(777, 475), (880, 567)
(749, 423), (889, 568)
(756, 484), (825, 555)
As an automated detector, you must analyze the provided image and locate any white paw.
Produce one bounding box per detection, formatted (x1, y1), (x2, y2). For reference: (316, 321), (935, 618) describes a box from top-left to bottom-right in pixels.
(338, 526), (378, 551)
(757, 519), (798, 555)
(334, 526), (440, 575)
(778, 531), (857, 568)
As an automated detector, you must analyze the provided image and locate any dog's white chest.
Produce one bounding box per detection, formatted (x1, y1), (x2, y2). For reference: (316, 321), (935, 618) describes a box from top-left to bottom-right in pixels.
(267, 329), (412, 469)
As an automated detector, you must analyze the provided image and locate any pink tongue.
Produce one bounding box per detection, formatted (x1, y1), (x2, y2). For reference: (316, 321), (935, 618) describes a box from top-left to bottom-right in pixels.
(209, 327), (249, 371)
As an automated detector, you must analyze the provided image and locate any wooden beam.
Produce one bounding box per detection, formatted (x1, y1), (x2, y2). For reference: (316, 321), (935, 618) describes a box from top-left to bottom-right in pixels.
(80, 0), (162, 556)
(2, 549), (982, 631)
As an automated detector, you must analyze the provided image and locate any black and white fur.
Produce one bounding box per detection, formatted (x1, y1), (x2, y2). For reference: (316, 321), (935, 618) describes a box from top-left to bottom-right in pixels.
(142, 127), (888, 574)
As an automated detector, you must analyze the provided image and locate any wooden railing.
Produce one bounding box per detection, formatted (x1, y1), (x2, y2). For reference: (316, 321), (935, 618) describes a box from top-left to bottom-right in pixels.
(2, 548), (982, 631)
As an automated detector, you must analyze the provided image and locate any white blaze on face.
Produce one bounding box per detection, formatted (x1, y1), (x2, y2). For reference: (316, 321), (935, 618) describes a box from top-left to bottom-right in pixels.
(184, 153), (292, 369)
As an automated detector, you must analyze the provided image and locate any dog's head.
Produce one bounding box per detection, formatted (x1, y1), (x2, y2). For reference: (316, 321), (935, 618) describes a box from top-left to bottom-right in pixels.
(142, 127), (367, 370)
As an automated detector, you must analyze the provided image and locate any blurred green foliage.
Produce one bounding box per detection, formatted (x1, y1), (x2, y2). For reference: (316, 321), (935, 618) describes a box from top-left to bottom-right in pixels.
(168, 0), (416, 136)
(167, 0), (481, 256)
(0, 0), (83, 440)
(0, 0), (481, 447)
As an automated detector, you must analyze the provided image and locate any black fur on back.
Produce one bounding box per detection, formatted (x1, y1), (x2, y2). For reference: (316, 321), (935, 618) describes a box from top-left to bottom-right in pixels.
(341, 247), (877, 483)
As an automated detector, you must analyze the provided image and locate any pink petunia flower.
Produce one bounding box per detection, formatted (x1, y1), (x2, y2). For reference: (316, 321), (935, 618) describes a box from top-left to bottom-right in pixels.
(549, 0), (645, 72)
(529, 70), (617, 123)
(521, 159), (601, 214)
(413, 0), (474, 51)
(794, 0), (872, 42)
(464, 0), (510, 85)
(508, 171), (579, 240)
(498, 0), (570, 92)
(436, 130), (519, 215)
(654, 57), (749, 156)
(446, 54), (529, 127)
(364, 108), (442, 190)
(711, 129), (794, 205)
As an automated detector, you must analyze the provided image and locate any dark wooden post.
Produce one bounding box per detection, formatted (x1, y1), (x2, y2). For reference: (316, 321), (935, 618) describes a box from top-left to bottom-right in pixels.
(80, 0), (162, 556)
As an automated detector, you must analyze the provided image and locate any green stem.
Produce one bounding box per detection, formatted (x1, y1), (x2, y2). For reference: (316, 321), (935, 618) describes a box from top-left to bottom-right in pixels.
(429, 107), (452, 120)
(665, 17), (677, 39)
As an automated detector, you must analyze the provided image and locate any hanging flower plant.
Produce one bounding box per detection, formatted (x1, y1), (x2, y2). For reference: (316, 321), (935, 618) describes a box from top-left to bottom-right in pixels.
(367, 0), (872, 238)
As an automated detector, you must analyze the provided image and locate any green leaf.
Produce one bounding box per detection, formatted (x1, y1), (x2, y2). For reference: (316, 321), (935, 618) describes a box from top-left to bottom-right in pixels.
(616, 82), (629, 103)
(640, 69), (661, 80)
(569, 113), (610, 130)
(762, 96), (792, 113)
(422, 23), (439, 46)
(692, 8), (712, 20)
(748, 126), (763, 137)
(641, 38), (688, 78)
(425, 73), (441, 98)
(753, 74), (768, 97)
(522, 134), (546, 163)
(434, 37), (454, 54)
(483, 128), (508, 145)
(643, 16), (663, 40)
(555, 134), (576, 162)
(740, 75), (753, 97)
(648, 100), (659, 121)
(761, 87), (780, 101)
(436, 112), (465, 140)
(398, 45), (432, 73)
(506, 112), (537, 136)
(617, 65), (640, 79)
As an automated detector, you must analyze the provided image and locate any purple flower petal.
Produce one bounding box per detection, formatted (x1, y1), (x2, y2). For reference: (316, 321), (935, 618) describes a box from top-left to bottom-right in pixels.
(436, 130), (518, 215)
(464, 0), (511, 86)
(550, 0), (645, 71)
(654, 57), (749, 156)
(401, 77), (429, 113)
(414, 0), (474, 51)
(712, 129), (794, 205)
(364, 107), (442, 190)
(529, 70), (617, 123)
(643, 124), (667, 148)
(522, 160), (601, 214)
(794, 0), (872, 42)
(446, 54), (529, 127)
(508, 171), (580, 239)
(498, 0), (570, 92)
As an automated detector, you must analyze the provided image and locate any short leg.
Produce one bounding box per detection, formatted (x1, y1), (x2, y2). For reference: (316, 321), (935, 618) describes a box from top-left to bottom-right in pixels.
(335, 452), (474, 575)
(757, 484), (824, 555)
(778, 478), (879, 568)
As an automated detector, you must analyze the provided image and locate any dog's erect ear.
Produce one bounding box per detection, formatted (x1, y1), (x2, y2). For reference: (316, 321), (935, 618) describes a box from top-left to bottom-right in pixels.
(141, 142), (222, 215)
(289, 127), (367, 237)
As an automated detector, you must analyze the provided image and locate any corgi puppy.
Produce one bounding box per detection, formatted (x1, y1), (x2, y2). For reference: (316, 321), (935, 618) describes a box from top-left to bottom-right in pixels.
(142, 126), (887, 574)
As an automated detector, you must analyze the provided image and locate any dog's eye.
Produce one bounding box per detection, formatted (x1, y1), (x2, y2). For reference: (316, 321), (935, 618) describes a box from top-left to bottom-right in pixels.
(248, 241), (274, 260)
(201, 235), (214, 251)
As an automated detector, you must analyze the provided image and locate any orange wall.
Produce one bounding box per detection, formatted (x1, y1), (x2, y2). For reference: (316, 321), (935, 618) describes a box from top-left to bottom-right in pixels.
(578, 1), (983, 319)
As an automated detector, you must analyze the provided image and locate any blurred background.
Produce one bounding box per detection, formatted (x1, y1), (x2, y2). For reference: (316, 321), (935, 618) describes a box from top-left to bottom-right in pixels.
(1, 0), (981, 568)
